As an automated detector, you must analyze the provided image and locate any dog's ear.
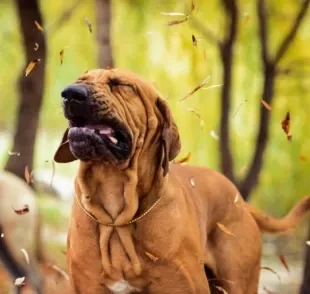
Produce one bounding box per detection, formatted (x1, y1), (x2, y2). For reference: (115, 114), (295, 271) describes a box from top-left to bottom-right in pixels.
(54, 129), (77, 163)
(156, 98), (181, 176)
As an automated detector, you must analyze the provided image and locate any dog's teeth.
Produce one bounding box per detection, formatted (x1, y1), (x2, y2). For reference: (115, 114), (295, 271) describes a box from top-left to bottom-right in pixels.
(108, 136), (118, 144)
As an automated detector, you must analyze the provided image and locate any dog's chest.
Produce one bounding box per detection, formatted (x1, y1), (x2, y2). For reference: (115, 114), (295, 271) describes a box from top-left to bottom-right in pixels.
(107, 280), (139, 294)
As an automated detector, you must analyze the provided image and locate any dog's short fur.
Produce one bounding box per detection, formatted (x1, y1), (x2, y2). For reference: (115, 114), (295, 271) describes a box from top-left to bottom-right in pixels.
(54, 68), (310, 294)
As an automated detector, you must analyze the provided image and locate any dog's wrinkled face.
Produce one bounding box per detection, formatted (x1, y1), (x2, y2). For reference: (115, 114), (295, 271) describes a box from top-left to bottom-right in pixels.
(54, 68), (181, 175)
(61, 74), (133, 163)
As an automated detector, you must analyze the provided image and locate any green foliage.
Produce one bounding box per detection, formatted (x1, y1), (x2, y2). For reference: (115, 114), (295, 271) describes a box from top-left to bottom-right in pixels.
(0, 0), (309, 216)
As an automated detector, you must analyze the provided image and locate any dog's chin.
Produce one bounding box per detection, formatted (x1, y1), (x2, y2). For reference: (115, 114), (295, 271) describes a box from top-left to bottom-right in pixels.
(68, 126), (132, 163)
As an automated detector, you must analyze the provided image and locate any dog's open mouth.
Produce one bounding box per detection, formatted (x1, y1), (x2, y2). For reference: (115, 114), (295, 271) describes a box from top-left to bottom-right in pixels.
(67, 118), (132, 162)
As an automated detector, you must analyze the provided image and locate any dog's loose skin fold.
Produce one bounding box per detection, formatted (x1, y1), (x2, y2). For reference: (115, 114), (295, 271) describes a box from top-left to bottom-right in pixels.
(54, 69), (310, 294)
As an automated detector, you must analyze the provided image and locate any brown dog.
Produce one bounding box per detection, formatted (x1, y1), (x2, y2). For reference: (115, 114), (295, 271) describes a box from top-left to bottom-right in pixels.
(54, 69), (310, 294)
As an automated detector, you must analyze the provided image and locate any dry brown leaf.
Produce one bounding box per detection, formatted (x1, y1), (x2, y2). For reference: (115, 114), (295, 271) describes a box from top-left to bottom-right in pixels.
(234, 193), (239, 204)
(214, 286), (228, 294)
(34, 42), (39, 51)
(14, 277), (25, 287)
(281, 111), (292, 141)
(25, 59), (41, 77)
(179, 76), (210, 102)
(261, 99), (272, 111)
(168, 17), (189, 26)
(51, 265), (69, 280)
(191, 0), (196, 13)
(20, 249), (29, 264)
(59, 46), (70, 65)
(8, 151), (20, 156)
(84, 17), (92, 33)
(24, 165), (31, 183)
(217, 223), (235, 237)
(190, 177), (195, 187)
(186, 108), (204, 128)
(260, 267), (281, 281)
(174, 152), (191, 165)
(192, 34), (197, 46)
(34, 20), (44, 31)
(263, 286), (276, 294)
(145, 251), (158, 262)
(12, 204), (29, 215)
(279, 254), (290, 273)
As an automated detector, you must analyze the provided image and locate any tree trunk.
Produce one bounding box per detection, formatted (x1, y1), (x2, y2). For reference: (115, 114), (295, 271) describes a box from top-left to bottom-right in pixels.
(300, 224), (310, 294)
(5, 0), (47, 180)
(95, 0), (114, 68)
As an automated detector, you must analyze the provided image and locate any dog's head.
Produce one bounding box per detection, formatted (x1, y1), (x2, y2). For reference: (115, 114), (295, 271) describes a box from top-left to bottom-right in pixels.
(54, 69), (180, 175)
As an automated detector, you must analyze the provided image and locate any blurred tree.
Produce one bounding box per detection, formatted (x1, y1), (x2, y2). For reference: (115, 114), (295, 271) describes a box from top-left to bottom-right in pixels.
(96, 0), (114, 68)
(5, 0), (47, 180)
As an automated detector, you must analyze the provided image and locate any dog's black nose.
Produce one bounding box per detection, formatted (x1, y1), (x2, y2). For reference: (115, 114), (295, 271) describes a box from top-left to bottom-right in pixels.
(61, 84), (88, 102)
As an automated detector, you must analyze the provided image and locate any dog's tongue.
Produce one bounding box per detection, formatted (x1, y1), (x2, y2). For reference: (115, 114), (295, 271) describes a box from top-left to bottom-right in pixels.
(85, 125), (118, 144)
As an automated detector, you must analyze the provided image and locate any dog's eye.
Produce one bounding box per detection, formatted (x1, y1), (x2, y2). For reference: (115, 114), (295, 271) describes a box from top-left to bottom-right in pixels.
(107, 78), (136, 94)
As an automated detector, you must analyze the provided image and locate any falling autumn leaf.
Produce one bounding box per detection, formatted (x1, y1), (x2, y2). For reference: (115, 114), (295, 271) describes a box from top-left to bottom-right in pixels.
(166, 1), (195, 27)
(217, 223), (236, 237)
(14, 277), (25, 287)
(59, 46), (70, 65)
(174, 152), (191, 165)
(191, 0), (196, 12)
(84, 17), (92, 33)
(281, 111), (292, 141)
(190, 177), (195, 187)
(210, 130), (219, 140)
(279, 254), (290, 273)
(51, 265), (69, 280)
(261, 99), (272, 111)
(214, 286), (228, 294)
(34, 42), (39, 51)
(161, 12), (186, 16)
(12, 204), (29, 215)
(186, 108), (204, 128)
(192, 34), (197, 46)
(145, 251), (158, 262)
(25, 59), (41, 77)
(180, 76), (210, 102)
(260, 267), (281, 281)
(24, 165), (31, 184)
(34, 20), (44, 31)
(8, 151), (20, 156)
(168, 17), (189, 26)
(202, 84), (223, 91)
(20, 249), (30, 264)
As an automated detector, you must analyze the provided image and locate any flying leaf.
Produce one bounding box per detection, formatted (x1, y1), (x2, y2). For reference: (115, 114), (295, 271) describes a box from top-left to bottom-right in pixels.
(279, 254), (290, 273)
(192, 34), (197, 46)
(51, 265), (69, 280)
(145, 251), (158, 262)
(261, 99), (272, 111)
(234, 193), (239, 204)
(217, 223), (235, 237)
(161, 12), (186, 16)
(202, 84), (223, 91)
(168, 17), (189, 26)
(210, 130), (219, 140)
(306, 241), (310, 246)
(191, 0), (196, 13)
(34, 20), (44, 31)
(84, 17), (92, 33)
(59, 46), (70, 65)
(214, 286), (228, 294)
(179, 76), (210, 102)
(174, 152), (191, 165)
(24, 165), (31, 183)
(14, 277), (25, 287)
(34, 42), (39, 51)
(8, 151), (20, 156)
(260, 267), (281, 281)
(20, 249), (29, 264)
(186, 108), (204, 128)
(25, 59), (41, 77)
(281, 111), (292, 141)
(190, 177), (195, 187)
(12, 204), (29, 215)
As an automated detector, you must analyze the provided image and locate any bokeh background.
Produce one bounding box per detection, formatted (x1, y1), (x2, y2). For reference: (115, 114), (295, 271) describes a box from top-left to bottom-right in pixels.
(0, 0), (309, 293)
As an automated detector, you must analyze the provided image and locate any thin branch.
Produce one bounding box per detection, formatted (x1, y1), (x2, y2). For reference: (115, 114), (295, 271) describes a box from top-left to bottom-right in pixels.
(218, 0), (238, 184)
(190, 17), (221, 46)
(47, 0), (82, 35)
(257, 0), (270, 67)
(273, 0), (310, 65)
